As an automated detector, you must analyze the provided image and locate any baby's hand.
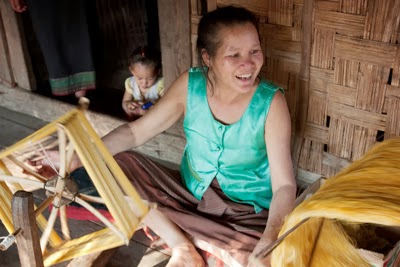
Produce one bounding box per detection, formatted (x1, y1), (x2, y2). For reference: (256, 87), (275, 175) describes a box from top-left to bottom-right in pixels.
(123, 101), (140, 117)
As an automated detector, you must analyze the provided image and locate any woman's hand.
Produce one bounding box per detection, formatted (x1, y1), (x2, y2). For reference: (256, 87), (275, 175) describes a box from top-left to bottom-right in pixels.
(247, 238), (273, 267)
(9, 0), (27, 12)
(28, 150), (81, 177)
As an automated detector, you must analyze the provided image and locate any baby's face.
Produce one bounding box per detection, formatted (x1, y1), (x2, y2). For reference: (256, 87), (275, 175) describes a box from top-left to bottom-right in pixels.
(130, 63), (159, 92)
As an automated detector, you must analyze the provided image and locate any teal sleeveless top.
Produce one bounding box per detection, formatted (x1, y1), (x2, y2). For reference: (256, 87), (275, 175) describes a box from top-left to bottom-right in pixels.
(181, 67), (282, 212)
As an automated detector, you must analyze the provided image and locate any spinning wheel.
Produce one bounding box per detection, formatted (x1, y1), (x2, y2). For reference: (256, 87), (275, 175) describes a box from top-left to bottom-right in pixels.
(0, 108), (149, 266)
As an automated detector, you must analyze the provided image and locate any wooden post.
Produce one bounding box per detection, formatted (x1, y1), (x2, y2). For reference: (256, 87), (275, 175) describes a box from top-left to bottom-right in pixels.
(157, 0), (191, 89)
(0, 0), (36, 90)
(12, 190), (44, 267)
(292, 0), (314, 176)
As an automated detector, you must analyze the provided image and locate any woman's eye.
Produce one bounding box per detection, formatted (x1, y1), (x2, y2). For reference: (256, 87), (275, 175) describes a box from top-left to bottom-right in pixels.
(229, 53), (239, 58)
(250, 50), (260, 54)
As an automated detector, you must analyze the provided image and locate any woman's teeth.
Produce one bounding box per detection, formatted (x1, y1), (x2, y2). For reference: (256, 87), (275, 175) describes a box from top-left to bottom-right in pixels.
(236, 74), (252, 80)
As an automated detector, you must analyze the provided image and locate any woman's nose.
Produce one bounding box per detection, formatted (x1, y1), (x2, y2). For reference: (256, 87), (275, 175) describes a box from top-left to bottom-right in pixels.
(239, 56), (255, 67)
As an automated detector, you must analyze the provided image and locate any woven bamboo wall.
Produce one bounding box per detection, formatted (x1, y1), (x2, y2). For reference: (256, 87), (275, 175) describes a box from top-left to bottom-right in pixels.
(191, 0), (400, 184)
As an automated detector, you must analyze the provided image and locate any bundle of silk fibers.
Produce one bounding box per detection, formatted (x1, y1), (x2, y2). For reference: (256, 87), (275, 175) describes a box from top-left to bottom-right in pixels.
(271, 137), (400, 267)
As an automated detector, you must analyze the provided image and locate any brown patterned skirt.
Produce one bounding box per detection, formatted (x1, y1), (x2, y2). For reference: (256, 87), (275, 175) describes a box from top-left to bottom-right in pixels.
(114, 151), (269, 266)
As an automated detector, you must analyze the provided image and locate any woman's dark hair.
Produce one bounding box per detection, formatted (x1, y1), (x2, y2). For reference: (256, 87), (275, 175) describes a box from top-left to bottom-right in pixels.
(129, 46), (162, 71)
(196, 6), (259, 68)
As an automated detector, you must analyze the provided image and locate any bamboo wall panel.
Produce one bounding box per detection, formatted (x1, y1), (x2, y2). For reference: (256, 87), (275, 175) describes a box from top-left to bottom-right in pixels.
(304, 0), (400, 178)
(193, 0), (400, 182)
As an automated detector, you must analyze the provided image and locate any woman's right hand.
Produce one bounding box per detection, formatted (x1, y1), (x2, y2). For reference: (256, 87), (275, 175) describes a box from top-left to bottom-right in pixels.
(28, 150), (82, 177)
(9, 0), (27, 12)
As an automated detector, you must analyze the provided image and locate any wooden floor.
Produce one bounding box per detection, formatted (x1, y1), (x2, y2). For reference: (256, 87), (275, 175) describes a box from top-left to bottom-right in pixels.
(0, 106), (170, 267)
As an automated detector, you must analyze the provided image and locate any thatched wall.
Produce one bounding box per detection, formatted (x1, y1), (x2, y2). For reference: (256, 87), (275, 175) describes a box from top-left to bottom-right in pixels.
(191, 0), (400, 184)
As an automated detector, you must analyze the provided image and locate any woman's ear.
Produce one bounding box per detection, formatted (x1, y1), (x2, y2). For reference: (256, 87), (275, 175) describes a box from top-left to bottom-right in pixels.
(201, 49), (211, 67)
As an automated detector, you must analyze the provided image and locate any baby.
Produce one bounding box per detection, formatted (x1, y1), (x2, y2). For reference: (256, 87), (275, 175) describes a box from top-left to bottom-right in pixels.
(122, 46), (164, 118)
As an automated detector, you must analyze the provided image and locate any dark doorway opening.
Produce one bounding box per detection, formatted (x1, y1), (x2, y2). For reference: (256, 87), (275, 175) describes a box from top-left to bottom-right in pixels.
(21, 0), (160, 119)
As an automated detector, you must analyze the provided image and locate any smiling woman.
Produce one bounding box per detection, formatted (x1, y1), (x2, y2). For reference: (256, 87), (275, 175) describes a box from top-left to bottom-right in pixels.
(34, 6), (296, 267)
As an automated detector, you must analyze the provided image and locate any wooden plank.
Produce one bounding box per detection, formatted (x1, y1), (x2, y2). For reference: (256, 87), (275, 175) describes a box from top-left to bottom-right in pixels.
(304, 122), (329, 143)
(333, 58), (360, 88)
(339, 0), (368, 15)
(217, 0), (268, 16)
(0, 0), (35, 90)
(322, 151), (351, 170)
(266, 39), (302, 64)
(292, 0), (313, 175)
(207, 0), (217, 12)
(307, 93), (327, 125)
(328, 101), (387, 131)
(314, 10), (365, 37)
(298, 140), (324, 175)
(310, 66), (334, 83)
(12, 191), (44, 267)
(384, 98), (400, 139)
(0, 7), (14, 86)
(292, 4), (303, 42)
(262, 24), (293, 41)
(327, 83), (357, 106)
(313, 0), (340, 11)
(355, 63), (389, 112)
(309, 67), (334, 93)
(311, 28), (335, 69)
(334, 35), (398, 67)
(351, 126), (377, 161)
(268, 0), (293, 26)
(363, 0), (400, 42)
(386, 85), (400, 99)
(327, 117), (354, 158)
(157, 0), (191, 89)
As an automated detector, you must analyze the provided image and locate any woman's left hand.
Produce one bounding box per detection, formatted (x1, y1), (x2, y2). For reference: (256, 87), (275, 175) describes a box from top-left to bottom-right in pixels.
(247, 238), (273, 267)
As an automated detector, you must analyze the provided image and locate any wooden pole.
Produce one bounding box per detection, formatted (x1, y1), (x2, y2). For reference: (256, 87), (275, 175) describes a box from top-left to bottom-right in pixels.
(292, 0), (314, 176)
(12, 190), (44, 267)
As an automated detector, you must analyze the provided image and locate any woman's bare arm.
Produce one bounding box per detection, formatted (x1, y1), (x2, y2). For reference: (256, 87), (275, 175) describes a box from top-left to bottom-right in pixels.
(102, 71), (188, 156)
(248, 91), (296, 266)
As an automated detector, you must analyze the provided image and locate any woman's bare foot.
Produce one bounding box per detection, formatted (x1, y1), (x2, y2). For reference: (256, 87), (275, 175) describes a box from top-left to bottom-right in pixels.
(166, 243), (205, 267)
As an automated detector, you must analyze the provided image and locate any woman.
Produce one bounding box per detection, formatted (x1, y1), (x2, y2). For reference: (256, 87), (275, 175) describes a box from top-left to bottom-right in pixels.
(40, 6), (296, 267)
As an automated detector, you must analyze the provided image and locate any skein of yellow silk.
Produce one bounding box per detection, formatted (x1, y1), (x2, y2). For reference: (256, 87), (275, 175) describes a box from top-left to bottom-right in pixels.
(272, 137), (400, 267)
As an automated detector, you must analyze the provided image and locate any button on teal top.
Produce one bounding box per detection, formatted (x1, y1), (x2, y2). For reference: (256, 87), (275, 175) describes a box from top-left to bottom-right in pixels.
(181, 67), (282, 212)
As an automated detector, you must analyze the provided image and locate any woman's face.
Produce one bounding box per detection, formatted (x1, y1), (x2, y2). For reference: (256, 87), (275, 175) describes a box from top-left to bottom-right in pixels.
(204, 22), (263, 94)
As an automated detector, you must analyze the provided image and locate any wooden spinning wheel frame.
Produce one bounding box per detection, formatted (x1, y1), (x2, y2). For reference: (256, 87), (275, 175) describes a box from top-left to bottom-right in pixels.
(0, 108), (149, 266)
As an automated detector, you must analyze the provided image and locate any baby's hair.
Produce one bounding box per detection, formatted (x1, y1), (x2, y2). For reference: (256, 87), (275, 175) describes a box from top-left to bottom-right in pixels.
(129, 46), (162, 71)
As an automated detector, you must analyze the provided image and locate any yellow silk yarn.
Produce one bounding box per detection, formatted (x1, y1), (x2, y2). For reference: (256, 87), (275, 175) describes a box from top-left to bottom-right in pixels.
(272, 137), (400, 267)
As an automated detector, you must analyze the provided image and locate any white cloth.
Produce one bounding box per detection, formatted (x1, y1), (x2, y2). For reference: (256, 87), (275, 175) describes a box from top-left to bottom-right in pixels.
(124, 76), (164, 102)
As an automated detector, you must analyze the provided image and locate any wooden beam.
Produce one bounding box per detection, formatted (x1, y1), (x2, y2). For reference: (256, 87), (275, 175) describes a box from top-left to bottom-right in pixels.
(293, 0), (314, 177)
(157, 0), (191, 88)
(0, 0), (36, 90)
(12, 190), (44, 267)
(0, 2), (14, 86)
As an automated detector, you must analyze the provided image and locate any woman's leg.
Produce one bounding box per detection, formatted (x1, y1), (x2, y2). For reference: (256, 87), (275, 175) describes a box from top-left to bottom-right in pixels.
(114, 151), (205, 266)
(143, 208), (205, 267)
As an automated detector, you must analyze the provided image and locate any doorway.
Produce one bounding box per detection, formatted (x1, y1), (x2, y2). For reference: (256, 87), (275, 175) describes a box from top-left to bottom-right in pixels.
(20, 0), (160, 118)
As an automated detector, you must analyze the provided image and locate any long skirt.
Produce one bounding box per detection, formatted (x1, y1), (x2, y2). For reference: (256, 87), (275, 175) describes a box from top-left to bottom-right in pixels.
(114, 151), (269, 266)
(26, 0), (96, 96)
